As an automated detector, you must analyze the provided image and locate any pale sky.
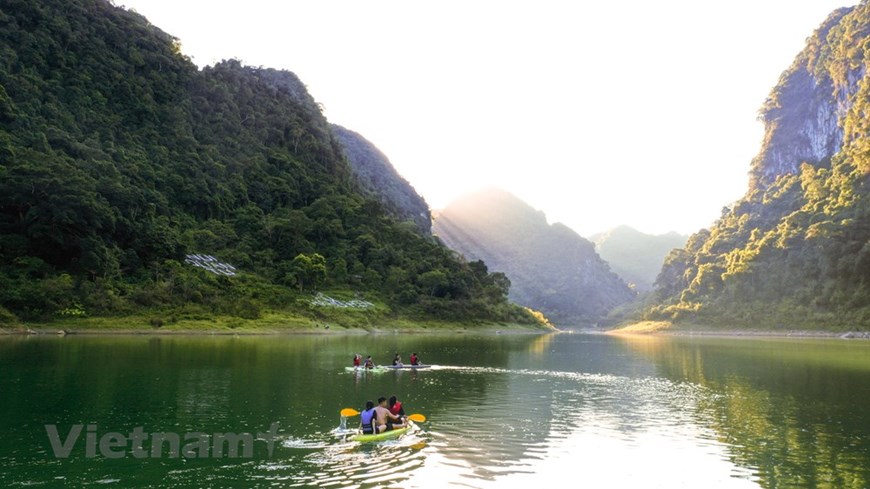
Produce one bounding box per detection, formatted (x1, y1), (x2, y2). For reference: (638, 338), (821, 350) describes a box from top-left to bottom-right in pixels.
(119, 0), (856, 236)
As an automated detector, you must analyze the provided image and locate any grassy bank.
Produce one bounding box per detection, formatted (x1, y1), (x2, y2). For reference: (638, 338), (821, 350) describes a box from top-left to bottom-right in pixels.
(0, 283), (556, 335)
(0, 308), (555, 335)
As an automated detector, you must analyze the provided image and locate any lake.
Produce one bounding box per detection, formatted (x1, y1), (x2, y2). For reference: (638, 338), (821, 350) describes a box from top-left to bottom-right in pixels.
(1, 332), (869, 488)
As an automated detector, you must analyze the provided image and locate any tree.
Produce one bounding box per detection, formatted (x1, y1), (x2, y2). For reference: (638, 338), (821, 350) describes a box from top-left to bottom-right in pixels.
(286, 253), (327, 292)
(418, 270), (448, 297)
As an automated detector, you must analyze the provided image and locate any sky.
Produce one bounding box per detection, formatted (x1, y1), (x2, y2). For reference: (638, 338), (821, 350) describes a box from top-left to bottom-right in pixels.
(119, 0), (857, 237)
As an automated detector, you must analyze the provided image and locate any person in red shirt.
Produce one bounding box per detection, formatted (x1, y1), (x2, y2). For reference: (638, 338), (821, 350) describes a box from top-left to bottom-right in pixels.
(409, 353), (420, 366)
(353, 354), (361, 367)
(388, 395), (406, 419)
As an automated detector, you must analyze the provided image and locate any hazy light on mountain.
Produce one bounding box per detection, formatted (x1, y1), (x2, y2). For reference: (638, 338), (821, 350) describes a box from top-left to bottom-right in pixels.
(120, 0), (856, 236)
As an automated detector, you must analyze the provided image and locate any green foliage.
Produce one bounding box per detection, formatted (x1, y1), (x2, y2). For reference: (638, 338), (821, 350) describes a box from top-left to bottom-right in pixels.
(647, 3), (870, 330)
(0, 0), (544, 328)
(651, 157), (870, 328)
(0, 304), (19, 326)
(284, 253), (327, 292)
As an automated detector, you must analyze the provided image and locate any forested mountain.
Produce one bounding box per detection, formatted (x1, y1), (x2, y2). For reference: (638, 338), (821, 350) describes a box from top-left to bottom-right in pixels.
(0, 0), (543, 327)
(331, 125), (431, 234)
(591, 226), (687, 291)
(433, 188), (635, 327)
(647, 3), (870, 329)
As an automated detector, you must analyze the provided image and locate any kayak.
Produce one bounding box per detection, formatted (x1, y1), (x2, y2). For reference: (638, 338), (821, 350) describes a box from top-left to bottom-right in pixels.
(349, 424), (412, 443)
(345, 365), (431, 372)
(345, 366), (387, 373)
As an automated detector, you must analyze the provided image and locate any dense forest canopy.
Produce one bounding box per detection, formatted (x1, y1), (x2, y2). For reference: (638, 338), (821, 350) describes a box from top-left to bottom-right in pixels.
(0, 0), (542, 327)
(646, 2), (870, 329)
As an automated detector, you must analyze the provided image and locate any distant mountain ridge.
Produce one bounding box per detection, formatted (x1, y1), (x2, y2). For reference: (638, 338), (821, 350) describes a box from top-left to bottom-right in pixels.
(590, 226), (687, 291)
(648, 3), (870, 329)
(434, 188), (635, 326)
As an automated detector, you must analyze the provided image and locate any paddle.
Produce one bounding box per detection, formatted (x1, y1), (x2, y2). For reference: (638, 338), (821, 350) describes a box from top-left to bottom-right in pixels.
(342, 408), (425, 423)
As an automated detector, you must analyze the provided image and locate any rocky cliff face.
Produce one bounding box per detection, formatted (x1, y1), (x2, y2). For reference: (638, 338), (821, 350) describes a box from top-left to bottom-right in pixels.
(750, 7), (858, 188)
(434, 188), (635, 327)
(650, 3), (870, 328)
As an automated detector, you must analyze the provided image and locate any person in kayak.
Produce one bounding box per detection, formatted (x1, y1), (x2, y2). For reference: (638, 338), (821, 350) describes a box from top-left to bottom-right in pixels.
(374, 396), (405, 432)
(353, 354), (361, 368)
(392, 352), (403, 366)
(409, 353), (420, 366)
(359, 400), (377, 435)
(388, 395), (405, 419)
(364, 355), (375, 369)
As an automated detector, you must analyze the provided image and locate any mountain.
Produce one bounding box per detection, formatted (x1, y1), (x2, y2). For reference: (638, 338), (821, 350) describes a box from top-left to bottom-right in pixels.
(648, 4), (870, 329)
(590, 226), (688, 291)
(433, 188), (635, 327)
(331, 124), (431, 234)
(0, 0), (544, 328)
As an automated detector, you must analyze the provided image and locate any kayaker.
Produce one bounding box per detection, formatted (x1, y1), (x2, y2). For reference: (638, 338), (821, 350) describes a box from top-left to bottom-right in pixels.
(374, 396), (405, 432)
(359, 400), (376, 435)
(353, 354), (361, 368)
(388, 395), (405, 418)
(392, 352), (403, 366)
(409, 353), (420, 365)
(364, 356), (375, 369)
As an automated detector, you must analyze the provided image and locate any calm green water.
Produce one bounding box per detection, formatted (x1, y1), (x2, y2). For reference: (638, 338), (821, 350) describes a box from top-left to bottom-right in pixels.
(1, 333), (869, 488)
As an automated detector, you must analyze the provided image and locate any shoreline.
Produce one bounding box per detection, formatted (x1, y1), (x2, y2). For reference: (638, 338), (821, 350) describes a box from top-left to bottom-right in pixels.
(0, 322), (557, 337)
(605, 321), (869, 339)
(645, 329), (866, 339)
(0, 308), (557, 337)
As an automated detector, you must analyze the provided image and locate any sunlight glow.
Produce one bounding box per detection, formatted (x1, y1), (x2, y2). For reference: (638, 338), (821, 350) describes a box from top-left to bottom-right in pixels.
(119, 0), (856, 236)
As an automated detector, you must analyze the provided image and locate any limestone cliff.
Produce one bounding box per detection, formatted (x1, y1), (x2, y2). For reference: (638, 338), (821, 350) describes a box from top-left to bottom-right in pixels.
(750, 7), (860, 188)
(650, 2), (870, 328)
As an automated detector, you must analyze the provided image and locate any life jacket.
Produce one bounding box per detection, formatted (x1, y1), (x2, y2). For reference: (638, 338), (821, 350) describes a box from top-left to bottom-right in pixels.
(360, 408), (376, 434)
(389, 401), (404, 417)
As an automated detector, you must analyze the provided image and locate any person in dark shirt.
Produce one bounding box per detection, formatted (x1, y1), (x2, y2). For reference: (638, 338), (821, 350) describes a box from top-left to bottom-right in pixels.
(359, 400), (376, 434)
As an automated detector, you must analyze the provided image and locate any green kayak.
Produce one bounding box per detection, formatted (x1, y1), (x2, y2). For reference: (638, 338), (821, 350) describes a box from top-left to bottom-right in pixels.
(349, 425), (412, 442)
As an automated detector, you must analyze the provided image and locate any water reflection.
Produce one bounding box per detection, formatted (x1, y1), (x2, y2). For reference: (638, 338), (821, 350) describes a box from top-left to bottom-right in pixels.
(1, 334), (869, 488)
(615, 335), (870, 489)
